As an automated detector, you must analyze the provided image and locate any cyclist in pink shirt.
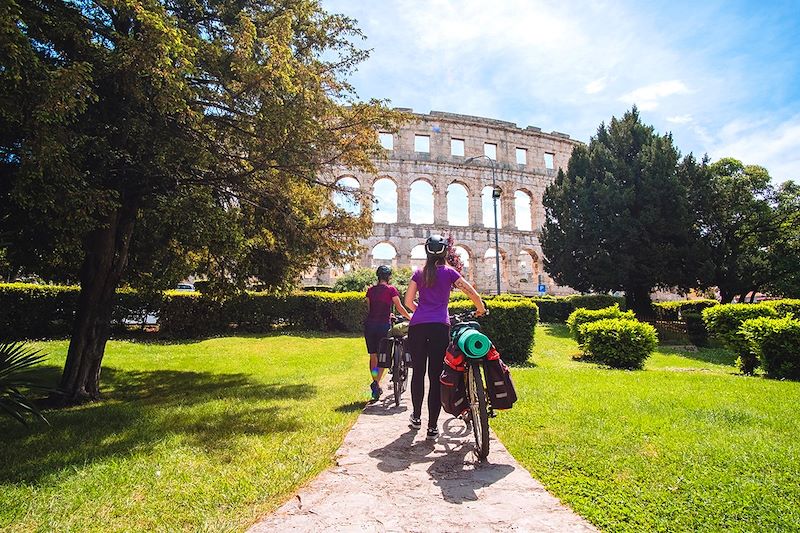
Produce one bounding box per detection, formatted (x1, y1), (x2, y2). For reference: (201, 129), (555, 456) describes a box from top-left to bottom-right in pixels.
(404, 235), (485, 438)
(365, 265), (412, 401)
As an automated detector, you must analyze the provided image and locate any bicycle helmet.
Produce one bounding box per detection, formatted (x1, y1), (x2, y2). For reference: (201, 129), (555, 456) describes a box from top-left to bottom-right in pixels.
(424, 234), (447, 257)
(376, 265), (392, 281)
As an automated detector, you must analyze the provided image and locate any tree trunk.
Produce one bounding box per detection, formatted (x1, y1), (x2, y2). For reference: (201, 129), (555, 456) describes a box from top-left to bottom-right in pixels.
(719, 287), (734, 304)
(624, 285), (653, 317)
(56, 199), (138, 404)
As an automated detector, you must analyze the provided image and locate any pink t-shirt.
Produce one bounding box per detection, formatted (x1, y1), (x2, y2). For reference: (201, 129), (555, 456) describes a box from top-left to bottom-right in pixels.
(409, 265), (461, 326)
(365, 284), (400, 324)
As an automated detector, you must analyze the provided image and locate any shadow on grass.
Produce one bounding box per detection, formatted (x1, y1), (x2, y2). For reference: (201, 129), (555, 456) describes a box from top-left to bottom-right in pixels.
(0, 365), (315, 484)
(540, 324), (571, 339)
(664, 346), (739, 367)
(107, 329), (362, 346)
(335, 401), (366, 413)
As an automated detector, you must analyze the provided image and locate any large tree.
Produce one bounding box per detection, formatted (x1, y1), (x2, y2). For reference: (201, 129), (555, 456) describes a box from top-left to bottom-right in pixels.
(0, 0), (400, 403)
(762, 180), (800, 298)
(684, 157), (775, 302)
(541, 107), (697, 315)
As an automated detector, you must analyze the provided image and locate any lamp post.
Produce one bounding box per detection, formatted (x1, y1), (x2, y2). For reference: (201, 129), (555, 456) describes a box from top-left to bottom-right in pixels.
(465, 154), (502, 295)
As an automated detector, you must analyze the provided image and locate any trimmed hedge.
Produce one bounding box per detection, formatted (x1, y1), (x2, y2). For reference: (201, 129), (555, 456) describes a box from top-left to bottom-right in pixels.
(0, 283), (78, 339)
(654, 299), (719, 321)
(449, 298), (539, 365)
(762, 299), (800, 318)
(566, 304), (635, 344)
(740, 315), (800, 380)
(702, 303), (778, 373)
(578, 318), (658, 369)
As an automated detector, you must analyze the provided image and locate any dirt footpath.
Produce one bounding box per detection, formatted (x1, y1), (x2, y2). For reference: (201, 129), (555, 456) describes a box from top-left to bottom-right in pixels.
(249, 376), (597, 532)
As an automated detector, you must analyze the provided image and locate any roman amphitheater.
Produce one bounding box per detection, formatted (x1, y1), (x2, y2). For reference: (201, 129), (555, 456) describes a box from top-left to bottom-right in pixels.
(305, 110), (582, 296)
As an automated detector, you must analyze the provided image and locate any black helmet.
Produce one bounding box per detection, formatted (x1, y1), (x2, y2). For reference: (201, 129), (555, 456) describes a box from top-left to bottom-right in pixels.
(376, 265), (392, 281)
(425, 234), (447, 257)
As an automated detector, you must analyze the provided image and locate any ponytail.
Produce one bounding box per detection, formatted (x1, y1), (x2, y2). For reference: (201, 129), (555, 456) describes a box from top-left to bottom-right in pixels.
(422, 255), (446, 287)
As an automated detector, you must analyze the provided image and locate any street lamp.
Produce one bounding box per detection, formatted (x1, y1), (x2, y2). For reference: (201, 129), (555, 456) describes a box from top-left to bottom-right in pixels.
(464, 154), (502, 295)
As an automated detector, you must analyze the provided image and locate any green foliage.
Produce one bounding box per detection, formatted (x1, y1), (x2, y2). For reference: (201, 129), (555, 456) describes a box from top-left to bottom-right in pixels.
(541, 107), (697, 314)
(449, 299), (539, 364)
(764, 181), (800, 298)
(741, 316), (800, 380)
(653, 299), (719, 321)
(702, 303), (777, 373)
(702, 304), (777, 349)
(564, 294), (626, 311)
(762, 299), (800, 317)
(0, 342), (49, 425)
(333, 267), (412, 298)
(567, 304), (635, 344)
(683, 312), (710, 347)
(685, 157), (778, 303)
(0, 284), (78, 339)
(578, 318), (658, 369)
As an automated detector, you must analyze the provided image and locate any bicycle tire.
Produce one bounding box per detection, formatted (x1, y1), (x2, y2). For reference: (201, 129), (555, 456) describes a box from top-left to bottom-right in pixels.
(467, 362), (490, 460)
(393, 340), (404, 407)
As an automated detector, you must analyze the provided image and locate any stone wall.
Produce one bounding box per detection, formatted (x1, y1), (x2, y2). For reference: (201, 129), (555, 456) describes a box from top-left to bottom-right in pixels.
(305, 110), (582, 296)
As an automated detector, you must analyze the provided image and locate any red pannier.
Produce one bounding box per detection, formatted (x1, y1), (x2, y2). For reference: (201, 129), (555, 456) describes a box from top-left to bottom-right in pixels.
(484, 357), (517, 410)
(445, 344), (465, 371)
(440, 365), (468, 416)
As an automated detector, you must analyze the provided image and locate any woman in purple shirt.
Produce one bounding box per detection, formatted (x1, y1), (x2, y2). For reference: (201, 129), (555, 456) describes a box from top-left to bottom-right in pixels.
(404, 235), (485, 439)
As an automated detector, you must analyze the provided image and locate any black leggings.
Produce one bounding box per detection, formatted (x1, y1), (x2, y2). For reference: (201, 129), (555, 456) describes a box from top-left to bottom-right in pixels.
(408, 322), (450, 427)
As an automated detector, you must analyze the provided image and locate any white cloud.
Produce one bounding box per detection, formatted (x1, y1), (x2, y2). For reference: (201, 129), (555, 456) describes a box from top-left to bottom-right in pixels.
(585, 77), (608, 95)
(667, 114), (693, 124)
(619, 80), (690, 111)
(710, 115), (800, 182)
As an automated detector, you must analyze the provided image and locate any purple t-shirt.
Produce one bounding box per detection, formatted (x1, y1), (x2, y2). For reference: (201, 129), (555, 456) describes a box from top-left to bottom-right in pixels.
(409, 265), (461, 326)
(365, 284), (400, 324)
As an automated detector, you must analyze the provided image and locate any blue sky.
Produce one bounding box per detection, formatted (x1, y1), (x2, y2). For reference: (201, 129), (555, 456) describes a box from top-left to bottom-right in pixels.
(322, 0), (800, 182)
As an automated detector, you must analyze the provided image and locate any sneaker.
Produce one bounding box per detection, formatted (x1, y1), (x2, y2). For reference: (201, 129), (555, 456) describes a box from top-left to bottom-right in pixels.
(409, 415), (421, 429)
(370, 381), (380, 401)
(426, 426), (439, 439)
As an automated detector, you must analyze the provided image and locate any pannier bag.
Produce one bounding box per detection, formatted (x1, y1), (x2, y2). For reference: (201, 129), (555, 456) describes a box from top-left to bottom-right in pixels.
(445, 344), (465, 371)
(484, 358), (517, 409)
(389, 321), (409, 338)
(377, 337), (392, 368)
(440, 365), (468, 416)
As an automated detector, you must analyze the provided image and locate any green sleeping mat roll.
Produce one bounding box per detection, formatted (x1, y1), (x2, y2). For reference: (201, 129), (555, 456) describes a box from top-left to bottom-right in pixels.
(457, 329), (491, 358)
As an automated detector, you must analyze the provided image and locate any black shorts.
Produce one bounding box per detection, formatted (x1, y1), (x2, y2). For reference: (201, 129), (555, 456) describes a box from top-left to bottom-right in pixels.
(364, 322), (390, 353)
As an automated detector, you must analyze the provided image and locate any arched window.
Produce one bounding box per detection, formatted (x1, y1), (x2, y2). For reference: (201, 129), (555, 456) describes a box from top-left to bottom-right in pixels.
(410, 180), (434, 224)
(447, 183), (469, 226)
(452, 245), (471, 282)
(333, 177), (360, 215)
(483, 247), (508, 292)
(411, 244), (427, 271)
(518, 250), (536, 283)
(515, 190), (532, 231)
(372, 178), (397, 223)
(482, 186), (502, 228)
(371, 242), (398, 268)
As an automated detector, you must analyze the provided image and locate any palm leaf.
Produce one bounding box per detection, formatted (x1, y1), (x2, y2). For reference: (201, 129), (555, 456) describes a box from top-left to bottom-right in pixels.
(0, 342), (50, 425)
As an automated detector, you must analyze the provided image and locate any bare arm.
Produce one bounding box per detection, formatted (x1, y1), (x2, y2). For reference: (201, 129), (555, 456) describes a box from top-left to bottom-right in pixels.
(405, 280), (418, 312)
(454, 277), (486, 316)
(392, 295), (412, 320)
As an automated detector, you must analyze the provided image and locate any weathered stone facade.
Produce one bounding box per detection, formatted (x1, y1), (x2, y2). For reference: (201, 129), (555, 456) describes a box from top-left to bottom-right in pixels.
(306, 110), (582, 295)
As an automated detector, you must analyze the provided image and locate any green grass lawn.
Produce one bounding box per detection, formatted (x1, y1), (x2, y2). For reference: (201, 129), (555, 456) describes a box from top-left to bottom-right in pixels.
(3, 327), (799, 532)
(492, 324), (800, 532)
(0, 333), (369, 532)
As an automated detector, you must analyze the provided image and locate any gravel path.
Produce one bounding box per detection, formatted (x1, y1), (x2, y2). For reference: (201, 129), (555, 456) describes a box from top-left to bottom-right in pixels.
(249, 374), (597, 532)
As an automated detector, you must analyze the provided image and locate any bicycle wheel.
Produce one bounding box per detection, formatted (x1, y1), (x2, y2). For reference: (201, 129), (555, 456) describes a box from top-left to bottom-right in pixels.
(393, 341), (404, 407)
(467, 362), (490, 460)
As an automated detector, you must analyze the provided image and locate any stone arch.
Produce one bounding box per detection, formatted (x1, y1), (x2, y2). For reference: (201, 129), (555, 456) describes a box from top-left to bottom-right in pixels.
(410, 243), (427, 271)
(333, 176), (361, 215)
(371, 241), (398, 269)
(447, 182), (469, 226)
(451, 244), (473, 286)
(410, 179), (434, 224)
(372, 177), (397, 223)
(514, 189), (533, 231)
(483, 246), (510, 293)
(481, 185), (503, 228)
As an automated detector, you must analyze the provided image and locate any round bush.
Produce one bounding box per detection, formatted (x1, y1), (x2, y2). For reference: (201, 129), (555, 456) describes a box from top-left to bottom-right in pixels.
(741, 315), (800, 380)
(579, 318), (658, 369)
(567, 304), (635, 344)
